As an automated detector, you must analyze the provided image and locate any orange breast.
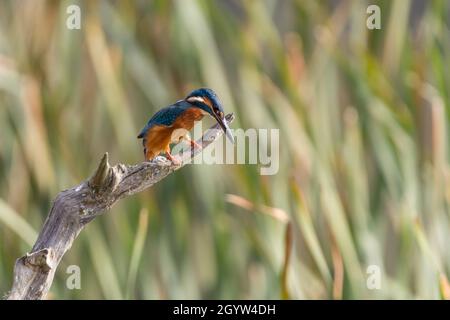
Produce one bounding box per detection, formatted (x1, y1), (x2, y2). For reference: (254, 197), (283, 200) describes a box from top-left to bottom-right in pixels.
(143, 108), (205, 160)
(144, 125), (173, 160)
(172, 107), (205, 130)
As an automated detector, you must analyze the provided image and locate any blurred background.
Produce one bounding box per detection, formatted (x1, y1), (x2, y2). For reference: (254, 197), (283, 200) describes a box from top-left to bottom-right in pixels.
(0, 0), (449, 299)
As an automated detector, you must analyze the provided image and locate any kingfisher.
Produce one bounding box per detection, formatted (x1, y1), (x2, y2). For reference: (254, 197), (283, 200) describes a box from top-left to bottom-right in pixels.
(137, 88), (234, 164)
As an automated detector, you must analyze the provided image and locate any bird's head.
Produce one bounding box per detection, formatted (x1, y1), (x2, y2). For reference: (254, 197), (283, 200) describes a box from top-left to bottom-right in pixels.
(185, 88), (234, 143)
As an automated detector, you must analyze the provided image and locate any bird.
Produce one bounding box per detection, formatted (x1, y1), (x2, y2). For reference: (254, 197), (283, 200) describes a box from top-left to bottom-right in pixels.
(137, 88), (234, 164)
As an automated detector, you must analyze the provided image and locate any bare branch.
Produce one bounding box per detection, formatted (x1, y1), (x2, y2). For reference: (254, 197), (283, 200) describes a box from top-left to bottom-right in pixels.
(6, 113), (235, 300)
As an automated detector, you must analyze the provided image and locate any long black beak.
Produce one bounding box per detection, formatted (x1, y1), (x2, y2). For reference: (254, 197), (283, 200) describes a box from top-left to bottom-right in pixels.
(213, 113), (235, 144)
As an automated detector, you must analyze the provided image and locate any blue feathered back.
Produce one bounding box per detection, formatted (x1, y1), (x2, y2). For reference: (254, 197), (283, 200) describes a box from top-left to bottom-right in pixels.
(137, 100), (192, 138)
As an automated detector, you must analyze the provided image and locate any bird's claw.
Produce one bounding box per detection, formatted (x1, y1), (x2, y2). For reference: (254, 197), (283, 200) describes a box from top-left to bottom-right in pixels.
(190, 140), (202, 150)
(165, 153), (181, 166)
(171, 157), (182, 166)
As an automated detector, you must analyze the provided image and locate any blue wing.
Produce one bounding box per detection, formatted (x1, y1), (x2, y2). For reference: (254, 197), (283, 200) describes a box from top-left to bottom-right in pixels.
(137, 100), (191, 139)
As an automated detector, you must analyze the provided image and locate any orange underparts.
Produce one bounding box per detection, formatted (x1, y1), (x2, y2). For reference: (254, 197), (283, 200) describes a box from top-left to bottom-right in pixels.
(144, 108), (205, 161)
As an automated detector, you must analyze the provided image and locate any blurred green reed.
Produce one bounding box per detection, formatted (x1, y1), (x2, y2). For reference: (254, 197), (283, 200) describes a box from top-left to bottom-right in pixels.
(0, 0), (450, 299)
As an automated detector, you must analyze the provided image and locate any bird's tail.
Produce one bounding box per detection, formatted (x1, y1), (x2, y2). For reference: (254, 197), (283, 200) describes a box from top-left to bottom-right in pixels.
(142, 138), (147, 155)
(137, 124), (149, 139)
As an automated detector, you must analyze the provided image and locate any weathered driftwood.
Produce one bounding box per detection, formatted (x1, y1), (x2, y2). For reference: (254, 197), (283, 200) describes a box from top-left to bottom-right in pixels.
(6, 114), (234, 300)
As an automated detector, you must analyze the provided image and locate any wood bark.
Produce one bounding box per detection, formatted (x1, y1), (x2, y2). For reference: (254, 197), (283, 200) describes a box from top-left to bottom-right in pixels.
(6, 114), (234, 300)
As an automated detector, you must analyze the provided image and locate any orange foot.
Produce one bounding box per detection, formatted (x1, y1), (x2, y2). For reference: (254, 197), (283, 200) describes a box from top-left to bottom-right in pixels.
(184, 136), (202, 150)
(165, 150), (181, 165)
(190, 139), (202, 150)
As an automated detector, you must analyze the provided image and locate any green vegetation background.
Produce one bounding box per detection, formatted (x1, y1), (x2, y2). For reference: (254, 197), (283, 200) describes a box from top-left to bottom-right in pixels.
(1, 0), (449, 299)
